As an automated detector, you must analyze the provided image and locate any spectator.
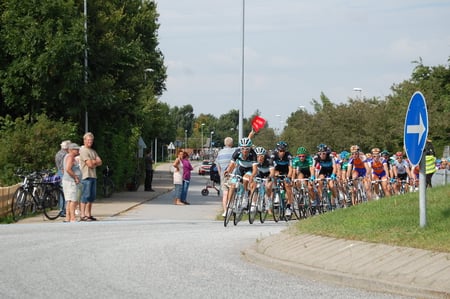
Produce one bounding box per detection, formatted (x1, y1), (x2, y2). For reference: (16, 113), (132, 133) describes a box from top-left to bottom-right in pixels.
(425, 140), (436, 188)
(180, 152), (193, 204)
(216, 137), (235, 216)
(55, 140), (71, 217)
(172, 150), (185, 205)
(79, 132), (102, 221)
(144, 150), (155, 191)
(62, 143), (82, 222)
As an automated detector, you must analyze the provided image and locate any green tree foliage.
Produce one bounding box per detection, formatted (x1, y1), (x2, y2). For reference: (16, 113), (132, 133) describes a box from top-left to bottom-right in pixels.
(0, 114), (78, 185)
(283, 59), (450, 156)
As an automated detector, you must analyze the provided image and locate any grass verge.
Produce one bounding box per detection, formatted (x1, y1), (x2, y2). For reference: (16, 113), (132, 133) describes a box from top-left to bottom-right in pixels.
(291, 184), (450, 253)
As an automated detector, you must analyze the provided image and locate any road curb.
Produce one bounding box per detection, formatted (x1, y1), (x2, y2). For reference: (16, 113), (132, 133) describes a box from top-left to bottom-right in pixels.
(242, 234), (449, 299)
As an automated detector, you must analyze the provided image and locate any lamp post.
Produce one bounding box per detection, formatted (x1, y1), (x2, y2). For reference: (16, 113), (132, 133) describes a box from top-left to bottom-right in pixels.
(144, 68), (153, 81)
(210, 131), (214, 159)
(275, 114), (281, 136)
(201, 123), (205, 159)
(83, 0), (88, 132)
(184, 130), (187, 150)
(353, 87), (362, 99)
(239, 0), (245, 140)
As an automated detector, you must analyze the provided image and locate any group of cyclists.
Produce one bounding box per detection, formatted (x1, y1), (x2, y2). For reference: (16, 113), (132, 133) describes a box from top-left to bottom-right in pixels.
(223, 136), (418, 217)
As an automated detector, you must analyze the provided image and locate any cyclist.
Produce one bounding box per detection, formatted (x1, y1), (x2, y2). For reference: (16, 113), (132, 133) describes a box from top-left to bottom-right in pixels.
(224, 137), (257, 208)
(346, 145), (372, 204)
(369, 148), (391, 198)
(270, 141), (294, 217)
(249, 147), (274, 212)
(392, 151), (414, 194)
(291, 146), (315, 205)
(314, 144), (338, 209)
(335, 150), (351, 205)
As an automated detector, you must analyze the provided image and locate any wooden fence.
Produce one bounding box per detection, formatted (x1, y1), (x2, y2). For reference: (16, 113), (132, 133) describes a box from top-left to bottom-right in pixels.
(0, 184), (19, 218)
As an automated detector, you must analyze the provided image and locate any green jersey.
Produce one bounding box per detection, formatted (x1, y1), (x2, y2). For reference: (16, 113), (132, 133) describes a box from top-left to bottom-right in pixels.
(291, 155), (314, 170)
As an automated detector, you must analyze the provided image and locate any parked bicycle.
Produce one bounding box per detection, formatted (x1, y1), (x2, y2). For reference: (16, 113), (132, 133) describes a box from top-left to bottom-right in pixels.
(11, 170), (64, 222)
(102, 165), (114, 198)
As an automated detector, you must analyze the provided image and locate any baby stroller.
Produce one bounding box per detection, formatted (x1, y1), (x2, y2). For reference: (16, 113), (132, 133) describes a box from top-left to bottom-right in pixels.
(201, 163), (221, 196)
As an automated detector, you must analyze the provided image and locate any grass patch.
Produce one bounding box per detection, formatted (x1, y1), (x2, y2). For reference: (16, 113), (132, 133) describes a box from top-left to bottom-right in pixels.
(292, 184), (450, 253)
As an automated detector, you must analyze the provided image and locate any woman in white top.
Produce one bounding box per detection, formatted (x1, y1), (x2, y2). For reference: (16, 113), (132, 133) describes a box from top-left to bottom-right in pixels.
(62, 143), (82, 222)
(172, 150), (185, 205)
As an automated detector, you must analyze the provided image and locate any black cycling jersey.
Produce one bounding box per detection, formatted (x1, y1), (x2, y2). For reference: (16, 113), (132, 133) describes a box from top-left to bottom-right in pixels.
(255, 159), (273, 178)
(230, 148), (257, 176)
(270, 151), (292, 175)
(315, 153), (334, 177)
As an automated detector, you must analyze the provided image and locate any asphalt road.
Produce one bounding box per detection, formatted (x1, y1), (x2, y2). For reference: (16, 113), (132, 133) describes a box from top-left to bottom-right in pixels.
(0, 172), (410, 298)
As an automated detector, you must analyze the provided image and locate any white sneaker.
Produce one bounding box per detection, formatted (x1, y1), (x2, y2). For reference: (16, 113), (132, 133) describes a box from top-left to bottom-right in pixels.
(285, 207), (292, 216)
(222, 211), (226, 217)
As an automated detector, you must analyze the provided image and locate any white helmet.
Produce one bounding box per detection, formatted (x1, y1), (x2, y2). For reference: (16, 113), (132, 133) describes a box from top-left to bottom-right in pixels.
(254, 146), (266, 155)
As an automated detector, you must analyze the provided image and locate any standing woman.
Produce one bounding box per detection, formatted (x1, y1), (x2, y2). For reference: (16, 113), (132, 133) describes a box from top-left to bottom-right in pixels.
(172, 150), (185, 205)
(180, 152), (193, 204)
(62, 143), (82, 222)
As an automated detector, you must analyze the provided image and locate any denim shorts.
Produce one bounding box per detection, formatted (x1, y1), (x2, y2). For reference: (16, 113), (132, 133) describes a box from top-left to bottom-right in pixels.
(81, 178), (97, 203)
(174, 183), (182, 198)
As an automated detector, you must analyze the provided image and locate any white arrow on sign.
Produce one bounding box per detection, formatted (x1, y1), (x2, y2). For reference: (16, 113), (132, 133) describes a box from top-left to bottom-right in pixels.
(406, 113), (426, 145)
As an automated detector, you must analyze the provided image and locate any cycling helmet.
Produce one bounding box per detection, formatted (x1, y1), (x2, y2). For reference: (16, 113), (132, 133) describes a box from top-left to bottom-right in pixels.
(339, 150), (350, 160)
(296, 147), (308, 155)
(254, 146), (266, 156)
(276, 141), (288, 151)
(350, 145), (360, 153)
(239, 137), (252, 147)
(381, 150), (390, 156)
(371, 148), (380, 155)
(317, 143), (328, 152)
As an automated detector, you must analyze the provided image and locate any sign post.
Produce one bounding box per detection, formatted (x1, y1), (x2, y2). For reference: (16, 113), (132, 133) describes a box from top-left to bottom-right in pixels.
(404, 91), (428, 227)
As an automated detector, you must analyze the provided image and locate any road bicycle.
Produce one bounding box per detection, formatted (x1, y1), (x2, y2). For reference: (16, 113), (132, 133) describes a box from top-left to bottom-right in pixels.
(248, 177), (270, 224)
(292, 178), (311, 219)
(224, 174), (248, 227)
(348, 177), (368, 205)
(11, 170), (65, 222)
(102, 165), (114, 198)
(272, 175), (290, 222)
(315, 177), (334, 213)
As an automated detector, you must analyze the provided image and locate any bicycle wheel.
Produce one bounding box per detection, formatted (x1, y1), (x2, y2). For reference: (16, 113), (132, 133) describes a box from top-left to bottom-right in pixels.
(233, 193), (244, 226)
(224, 188), (236, 227)
(259, 193), (269, 224)
(292, 190), (302, 220)
(103, 178), (114, 198)
(248, 189), (258, 224)
(272, 192), (281, 223)
(42, 187), (63, 220)
(11, 187), (28, 222)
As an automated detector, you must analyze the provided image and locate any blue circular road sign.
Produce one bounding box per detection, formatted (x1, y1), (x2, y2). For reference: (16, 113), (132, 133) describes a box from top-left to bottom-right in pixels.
(404, 91), (428, 166)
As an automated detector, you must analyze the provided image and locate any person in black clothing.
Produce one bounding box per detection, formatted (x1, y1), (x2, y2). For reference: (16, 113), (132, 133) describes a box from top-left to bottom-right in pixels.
(145, 150), (155, 191)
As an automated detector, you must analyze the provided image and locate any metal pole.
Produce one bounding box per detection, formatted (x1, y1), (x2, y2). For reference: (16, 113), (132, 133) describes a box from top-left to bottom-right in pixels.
(239, 0), (245, 141)
(84, 0), (88, 133)
(419, 155), (426, 227)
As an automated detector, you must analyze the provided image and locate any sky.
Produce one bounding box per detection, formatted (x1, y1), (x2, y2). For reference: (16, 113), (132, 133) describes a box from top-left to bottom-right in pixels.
(155, 1), (450, 131)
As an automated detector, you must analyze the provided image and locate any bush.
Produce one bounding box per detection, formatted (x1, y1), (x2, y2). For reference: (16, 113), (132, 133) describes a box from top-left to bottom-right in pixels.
(0, 114), (79, 186)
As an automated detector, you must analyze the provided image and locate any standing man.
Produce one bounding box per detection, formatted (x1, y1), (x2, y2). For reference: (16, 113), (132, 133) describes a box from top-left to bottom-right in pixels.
(216, 137), (235, 217)
(79, 132), (102, 221)
(145, 149), (155, 191)
(55, 140), (71, 217)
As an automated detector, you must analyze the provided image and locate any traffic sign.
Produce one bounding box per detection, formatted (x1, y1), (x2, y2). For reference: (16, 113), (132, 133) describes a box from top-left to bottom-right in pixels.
(404, 91), (428, 166)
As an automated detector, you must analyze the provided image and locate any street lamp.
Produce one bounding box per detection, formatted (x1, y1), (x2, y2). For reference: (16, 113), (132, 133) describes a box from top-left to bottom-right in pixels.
(239, 0), (245, 140)
(210, 131), (214, 158)
(353, 87), (362, 99)
(275, 114), (281, 136)
(144, 68), (153, 81)
(201, 123), (205, 159)
(84, 0), (88, 132)
(184, 130), (187, 150)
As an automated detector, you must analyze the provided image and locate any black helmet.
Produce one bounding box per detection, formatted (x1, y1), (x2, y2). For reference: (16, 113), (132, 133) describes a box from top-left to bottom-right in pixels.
(276, 141), (288, 151)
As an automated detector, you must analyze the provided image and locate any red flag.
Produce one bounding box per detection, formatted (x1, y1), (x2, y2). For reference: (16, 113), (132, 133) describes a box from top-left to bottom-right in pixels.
(251, 116), (266, 133)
